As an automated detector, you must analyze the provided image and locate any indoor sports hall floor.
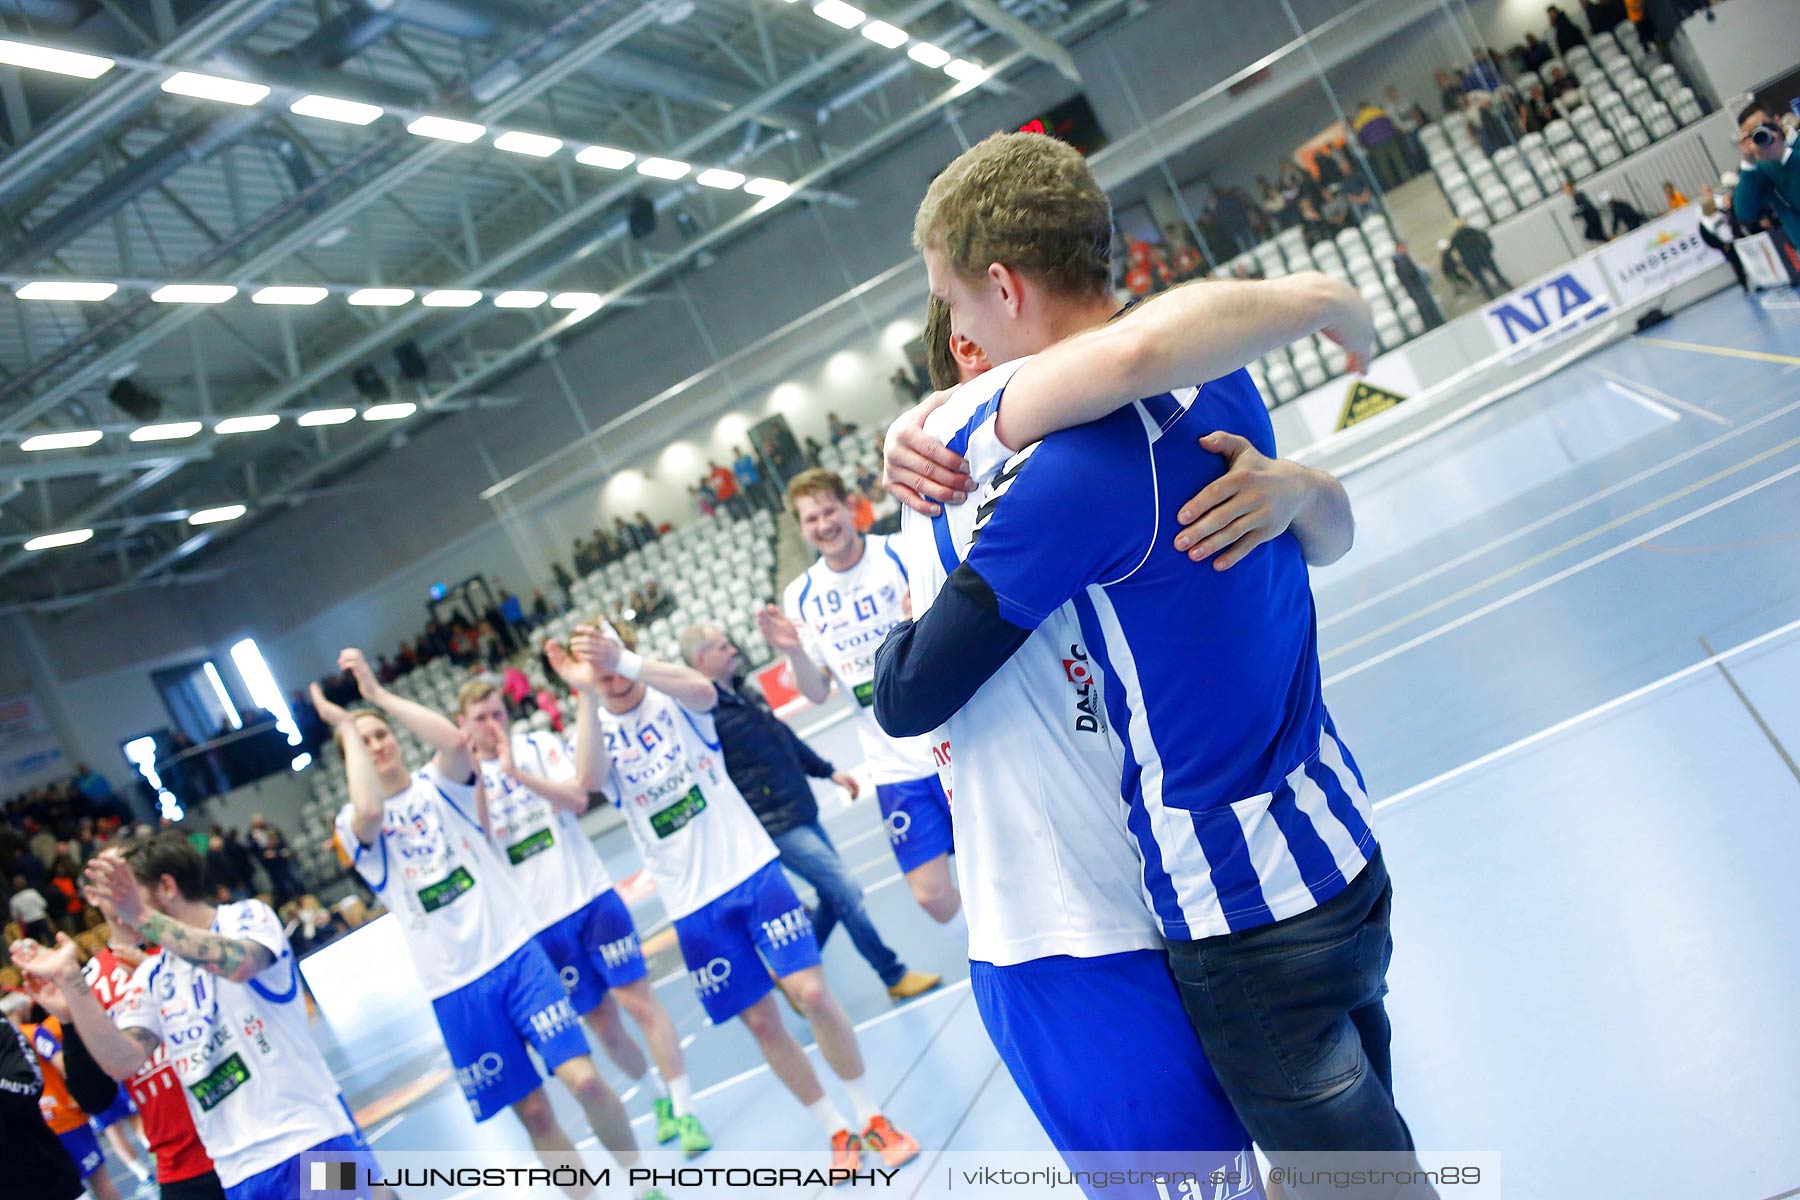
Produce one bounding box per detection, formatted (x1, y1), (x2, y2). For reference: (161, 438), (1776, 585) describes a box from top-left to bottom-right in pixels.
(110, 286), (1800, 1200)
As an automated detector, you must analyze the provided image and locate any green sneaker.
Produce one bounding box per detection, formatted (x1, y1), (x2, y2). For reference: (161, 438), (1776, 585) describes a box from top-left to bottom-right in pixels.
(676, 1112), (714, 1157)
(653, 1096), (679, 1145)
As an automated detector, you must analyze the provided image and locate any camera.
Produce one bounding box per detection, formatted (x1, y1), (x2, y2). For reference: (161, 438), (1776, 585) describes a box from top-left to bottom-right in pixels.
(1751, 124), (1782, 149)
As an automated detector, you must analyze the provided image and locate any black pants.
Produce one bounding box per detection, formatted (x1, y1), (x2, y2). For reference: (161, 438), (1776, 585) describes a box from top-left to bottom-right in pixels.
(1165, 851), (1437, 1199)
(1465, 256), (1510, 299)
(161, 1172), (228, 1200)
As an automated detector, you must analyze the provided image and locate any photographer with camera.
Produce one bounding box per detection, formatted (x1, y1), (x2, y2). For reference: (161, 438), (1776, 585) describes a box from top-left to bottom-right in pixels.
(1734, 101), (1800, 249)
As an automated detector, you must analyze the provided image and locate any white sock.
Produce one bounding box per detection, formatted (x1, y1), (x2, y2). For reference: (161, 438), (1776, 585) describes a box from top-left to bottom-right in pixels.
(666, 1073), (694, 1117)
(807, 1095), (851, 1135)
(125, 1157), (150, 1181)
(841, 1075), (881, 1128)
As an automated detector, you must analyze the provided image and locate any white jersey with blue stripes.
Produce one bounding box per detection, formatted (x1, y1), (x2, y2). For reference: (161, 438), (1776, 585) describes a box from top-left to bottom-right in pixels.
(478, 730), (615, 930)
(783, 534), (940, 787)
(112, 901), (352, 1186)
(952, 366), (1377, 941)
(895, 358), (1164, 966)
(594, 688), (776, 920)
(334, 762), (532, 998)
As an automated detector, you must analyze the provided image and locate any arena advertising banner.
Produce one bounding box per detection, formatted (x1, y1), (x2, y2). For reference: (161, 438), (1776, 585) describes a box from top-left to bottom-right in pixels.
(0, 690), (67, 790)
(1480, 257), (1611, 353)
(1597, 206), (1717, 303)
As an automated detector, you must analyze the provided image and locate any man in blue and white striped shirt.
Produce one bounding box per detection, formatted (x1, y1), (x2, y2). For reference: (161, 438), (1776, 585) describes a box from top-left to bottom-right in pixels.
(876, 131), (1426, 1191)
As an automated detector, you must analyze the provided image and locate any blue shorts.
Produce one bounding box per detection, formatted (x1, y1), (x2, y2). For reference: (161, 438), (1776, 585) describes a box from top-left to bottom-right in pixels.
(972, 949), (1260, 1197)
(673, 859), (822, 1023)
(233, 1121), (377, 1200)
(876, 775), (954, 872)
(90, 1085), (136, 1129)
(535, 888), (649, 1014)
(431, 940), (591, 1122)
(58, 1123), (103, 1178)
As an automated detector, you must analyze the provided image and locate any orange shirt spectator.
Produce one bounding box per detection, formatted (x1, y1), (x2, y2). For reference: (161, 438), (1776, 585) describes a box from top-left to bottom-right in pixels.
(23, 1018), (89, 1134)
(709, 463), (738, 501)
(850, 493), (876, 533)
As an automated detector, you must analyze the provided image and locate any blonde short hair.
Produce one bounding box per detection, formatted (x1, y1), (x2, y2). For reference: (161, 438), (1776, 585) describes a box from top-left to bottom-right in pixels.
(913, 132), (1114, 297)
(331, 706), (388, 757)
(785, 468), (850, 519)
(457, 679), (499, 712)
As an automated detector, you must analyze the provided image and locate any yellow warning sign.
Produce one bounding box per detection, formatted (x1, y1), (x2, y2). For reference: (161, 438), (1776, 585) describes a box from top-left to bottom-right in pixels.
(1335, 379), (1409, 431)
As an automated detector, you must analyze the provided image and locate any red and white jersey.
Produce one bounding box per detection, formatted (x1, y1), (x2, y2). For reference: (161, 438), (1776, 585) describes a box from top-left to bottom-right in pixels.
(85, 947), (215, 1184)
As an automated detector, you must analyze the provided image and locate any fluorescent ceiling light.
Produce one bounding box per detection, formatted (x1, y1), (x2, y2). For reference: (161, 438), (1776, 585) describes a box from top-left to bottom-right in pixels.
(406, 115), (486, 143)
(0, 39), (113, 79)
(24, 529), (94, 552)
(21, 430), (102, 451)
(215, 414), (280, 434)
(290, 94), (383, 126)
(551, 292), (603, 309)
(251, 285), (328, 305)
(16, 281), (117, 301)
(188, 504), (247, 526)
(812, 0), (864, 29)
(151, 284), (237, 304)
(130, 421), (202, 442)
(297, 407), (356, 427)
(944, 58), (987, 84)
(862, 20), (908, 48)
(493, 290), (547, 308)
(907, 41), (950, 68)
(161, 71), (268, 105)
(637, 157), (690, 180)
(743, 177), (792, 200)
(422, 289), (482, 307)
(696, 168), (746, 190)
(346, 288), (414, 306)
(577, 145), (635, 170)
(363, 402), (417, 421)
(493, 130), (562, 157)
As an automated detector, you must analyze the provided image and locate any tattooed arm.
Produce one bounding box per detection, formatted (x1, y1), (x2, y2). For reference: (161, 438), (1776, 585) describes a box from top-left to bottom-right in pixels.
(134, 911), (275, 984)
(84, 856), (275, 984)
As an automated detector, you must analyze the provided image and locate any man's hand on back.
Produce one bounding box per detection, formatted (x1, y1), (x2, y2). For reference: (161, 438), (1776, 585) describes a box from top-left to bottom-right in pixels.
(1175, 433), (1337, 570)
(883, 392), (974, 517)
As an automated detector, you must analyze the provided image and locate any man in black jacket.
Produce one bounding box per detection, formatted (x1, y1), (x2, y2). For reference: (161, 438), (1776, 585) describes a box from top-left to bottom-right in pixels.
(1, 993), (83, 1200)
(1450, 218), (1512, 299)
(681, 624), (942, 1002)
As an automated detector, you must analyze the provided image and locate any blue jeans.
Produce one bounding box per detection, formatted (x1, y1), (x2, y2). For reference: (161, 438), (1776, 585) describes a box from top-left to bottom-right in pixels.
(1166, 851), (1435, 1198)
(773, 820), (906, 988)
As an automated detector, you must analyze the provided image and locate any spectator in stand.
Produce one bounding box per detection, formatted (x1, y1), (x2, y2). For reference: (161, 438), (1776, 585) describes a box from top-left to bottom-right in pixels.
(1663, 180), (1689, 210)
(9, 875), (54, 943)
(1581, 0), (1625, 35)
(802, 436), (825, 469)
(205, 832), (249, 901)
(691, 481), (717, 519)
(826, 412), (858, 445)
(1450, 218), (1512, 298)
(1212, 185), (1255, 254)
(612, 516), (643, 556)
(708, 459), (742, 520)
(503, 661), (533, 716)
(530, 589), (552, 627)
(222, 827), (259, 895)
(1353, 99), (1408, 188)
(1318, 186), (1352, 235)
(1257, 175), (1290, 230)
(375, 655), (399, 685)
(1544, 64), (1582, 110)
(1622, 0), (1655, 53)
(1463, 50), (1503, 95)
(553, 560), (575, 605)
(71, 766), (114, 818)
(1518, 86), (1557, 134)
(1519, 30), (1556, 71)
(1471, 93), (1510, 156)
(534, 679), (566, 732)
(1314, 146), (1344, 189)
(1438, 236), (1476, 298)
(247, 814), (304, 904)
(499, 587), (527, 641)
(633, 511), (658, 544)
(1548, 5), (1588, 55)
(732, 445), (766, 513)
(46, 859), (82, 934)
(1391, 243), (1446, 329)
(1388, 88), (1428, 175)
(1435, 68), (1465, 116)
